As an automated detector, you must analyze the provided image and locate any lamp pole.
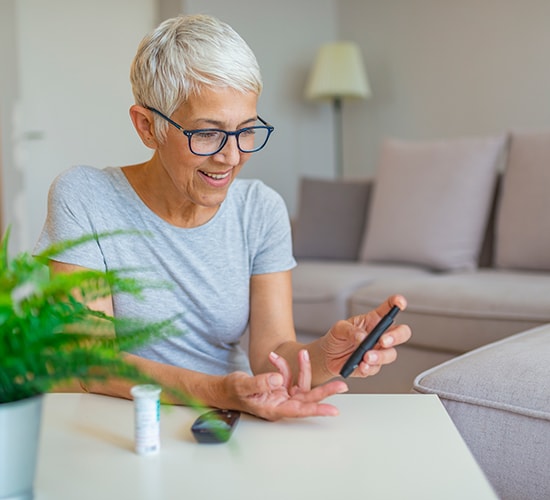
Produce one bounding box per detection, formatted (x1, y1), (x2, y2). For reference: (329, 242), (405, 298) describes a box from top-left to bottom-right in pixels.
(333, 97), (343, 178)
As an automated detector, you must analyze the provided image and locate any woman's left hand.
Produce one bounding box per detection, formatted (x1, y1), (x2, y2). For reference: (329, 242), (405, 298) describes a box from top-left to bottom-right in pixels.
(233, 349), (348, 421)
(320, 294), (412, 378)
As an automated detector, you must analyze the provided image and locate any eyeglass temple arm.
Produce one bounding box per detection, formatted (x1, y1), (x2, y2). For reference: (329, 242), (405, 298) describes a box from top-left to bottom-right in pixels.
(145, 106), (185, 131)
(147, 106), (273, 133)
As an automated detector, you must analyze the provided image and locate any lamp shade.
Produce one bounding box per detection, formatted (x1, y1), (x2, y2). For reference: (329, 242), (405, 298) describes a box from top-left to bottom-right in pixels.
(305, 41), (371, 101)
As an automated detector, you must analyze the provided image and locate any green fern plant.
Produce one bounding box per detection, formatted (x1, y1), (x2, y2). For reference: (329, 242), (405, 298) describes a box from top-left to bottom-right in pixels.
(0, 228), (179, 404)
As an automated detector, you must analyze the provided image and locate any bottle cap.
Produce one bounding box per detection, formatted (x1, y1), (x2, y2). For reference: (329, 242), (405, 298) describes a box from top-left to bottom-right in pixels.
(130, 384), (161, 399)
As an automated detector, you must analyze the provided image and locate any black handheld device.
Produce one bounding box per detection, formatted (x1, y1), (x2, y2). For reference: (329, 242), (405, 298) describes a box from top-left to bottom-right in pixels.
(191, 409), (241, 444)
(339, 305), (401, 378)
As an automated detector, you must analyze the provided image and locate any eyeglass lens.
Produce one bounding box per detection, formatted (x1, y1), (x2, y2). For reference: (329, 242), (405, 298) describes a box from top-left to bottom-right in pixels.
(190, 125), (270, 155)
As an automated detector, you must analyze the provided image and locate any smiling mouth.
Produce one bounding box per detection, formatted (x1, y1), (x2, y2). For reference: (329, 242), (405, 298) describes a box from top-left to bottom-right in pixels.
(200, 170), (231, 180)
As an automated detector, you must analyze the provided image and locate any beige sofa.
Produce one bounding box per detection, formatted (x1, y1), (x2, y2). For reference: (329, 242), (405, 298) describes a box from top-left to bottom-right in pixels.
(413, 324), (550, 499)
(291, 131), (550, 393)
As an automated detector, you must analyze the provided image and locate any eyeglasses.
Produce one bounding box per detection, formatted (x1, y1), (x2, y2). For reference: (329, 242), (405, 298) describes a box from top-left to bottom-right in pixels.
(146, 106), (274, 156)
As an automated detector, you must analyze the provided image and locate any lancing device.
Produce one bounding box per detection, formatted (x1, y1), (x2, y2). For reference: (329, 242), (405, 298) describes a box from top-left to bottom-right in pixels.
(340, 305), (401, 378)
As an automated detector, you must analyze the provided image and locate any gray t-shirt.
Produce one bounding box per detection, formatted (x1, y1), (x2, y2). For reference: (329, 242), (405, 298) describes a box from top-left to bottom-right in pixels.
(35, 165), (296, 375)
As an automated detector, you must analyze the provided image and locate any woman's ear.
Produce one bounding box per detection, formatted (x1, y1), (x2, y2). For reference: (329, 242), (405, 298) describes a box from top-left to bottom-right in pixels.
(129, 105), (159, 149)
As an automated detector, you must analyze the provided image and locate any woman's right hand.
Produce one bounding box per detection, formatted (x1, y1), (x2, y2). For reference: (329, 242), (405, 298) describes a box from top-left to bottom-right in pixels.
(220, 349), (348, 421)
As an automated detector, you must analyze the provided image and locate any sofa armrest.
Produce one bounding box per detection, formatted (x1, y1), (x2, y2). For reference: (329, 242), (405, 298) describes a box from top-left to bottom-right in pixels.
(414, 326), (550, 500)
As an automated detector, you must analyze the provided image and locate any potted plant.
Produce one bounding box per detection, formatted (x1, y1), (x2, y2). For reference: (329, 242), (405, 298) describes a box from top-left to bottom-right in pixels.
(0, 229), (177, 500)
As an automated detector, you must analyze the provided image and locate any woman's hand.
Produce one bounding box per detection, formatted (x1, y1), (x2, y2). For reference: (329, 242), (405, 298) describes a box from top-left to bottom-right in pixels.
(320, 295), (411, 378)
(222, 349), (348, 421)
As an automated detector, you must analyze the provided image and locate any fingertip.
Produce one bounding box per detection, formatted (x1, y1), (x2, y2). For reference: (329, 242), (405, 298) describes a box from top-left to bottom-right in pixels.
(337, 382), (349, 394)
(367, 351), (379, 363)
(268, 373), (283, 388)
(320, 404), (340, 417)
(325, 380), (348, 394)
(392, 294), (407, 311)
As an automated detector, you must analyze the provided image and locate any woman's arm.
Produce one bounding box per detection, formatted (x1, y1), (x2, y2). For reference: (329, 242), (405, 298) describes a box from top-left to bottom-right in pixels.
(248, 270), (411, 387)
(248, 270), (333, 385)
(49, 260), (230, 406)
(49, 262), (346, 419)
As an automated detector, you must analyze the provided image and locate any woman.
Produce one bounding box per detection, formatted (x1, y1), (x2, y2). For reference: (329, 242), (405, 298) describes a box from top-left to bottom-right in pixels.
(35, 14), (411, 421)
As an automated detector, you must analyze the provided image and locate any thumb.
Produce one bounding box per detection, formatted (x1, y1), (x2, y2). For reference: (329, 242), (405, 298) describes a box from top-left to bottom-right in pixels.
(245, 372), (284, 395)
(337, 321), (366, 346)
(353, 327), (367, 345)
(266, 372), (284, 390)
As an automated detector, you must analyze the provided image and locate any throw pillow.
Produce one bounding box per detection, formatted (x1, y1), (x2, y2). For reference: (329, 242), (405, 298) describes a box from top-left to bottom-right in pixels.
(495, 131), (550, 270)
(293, 177), (371, 260)
(359, 135), (506, 271)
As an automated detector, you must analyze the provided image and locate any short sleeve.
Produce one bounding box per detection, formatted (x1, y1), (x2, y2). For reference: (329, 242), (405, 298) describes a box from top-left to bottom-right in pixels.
(241, 181), (296, 275)
(33, 166), (106, 270)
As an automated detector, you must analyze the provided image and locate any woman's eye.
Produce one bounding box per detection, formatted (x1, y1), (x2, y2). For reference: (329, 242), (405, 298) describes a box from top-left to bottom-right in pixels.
(195, 131), (222, 141)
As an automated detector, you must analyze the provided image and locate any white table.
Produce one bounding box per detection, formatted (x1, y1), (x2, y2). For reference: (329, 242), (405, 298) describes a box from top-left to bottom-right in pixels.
(35, 393), (497, 499)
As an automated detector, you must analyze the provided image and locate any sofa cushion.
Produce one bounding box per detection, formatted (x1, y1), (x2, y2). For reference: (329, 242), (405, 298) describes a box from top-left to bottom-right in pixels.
(413, 325), (550, 500)
(292, 261), (429, 335)
(359, 136), (506, 271)
(348, 269), (550, 353)
(293, 177), (371, 260)
(495, 131), (550, 271)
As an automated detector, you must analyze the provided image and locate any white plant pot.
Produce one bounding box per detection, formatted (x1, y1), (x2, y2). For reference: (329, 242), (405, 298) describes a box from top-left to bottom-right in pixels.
(0, 395), (43, 500)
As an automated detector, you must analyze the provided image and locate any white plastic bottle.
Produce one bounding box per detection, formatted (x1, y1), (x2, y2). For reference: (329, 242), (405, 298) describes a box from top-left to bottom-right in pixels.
(130, 384), (161, 455)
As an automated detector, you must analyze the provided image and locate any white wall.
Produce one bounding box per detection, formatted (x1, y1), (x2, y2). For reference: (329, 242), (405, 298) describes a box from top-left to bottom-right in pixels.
(340, 0), (550, 177)
(2, 0), (156, 252)
(0, 0), (20, 246)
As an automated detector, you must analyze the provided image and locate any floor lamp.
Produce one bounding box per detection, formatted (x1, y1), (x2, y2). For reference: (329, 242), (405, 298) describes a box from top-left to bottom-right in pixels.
(305, 41), (371, 178)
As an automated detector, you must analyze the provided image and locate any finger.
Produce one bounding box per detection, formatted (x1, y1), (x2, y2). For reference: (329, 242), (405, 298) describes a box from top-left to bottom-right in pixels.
(259, 400), (342, 421)
(278, 401), (341, 419)
(379, 323), (412, 349)
(355, 360), (382, 377)
(268, 351), (292, 389)
(392, 294), (407, 311)
(374, 294), (407, 318)
(344, 347), (387, 377)
(365, 347), (397, 366)
(352, 296), (410, 345)
(233, 371), (284, 399)
(293, 379), (348, 404)
(297, 349), (312, 392)
(348, 294), (407, 331)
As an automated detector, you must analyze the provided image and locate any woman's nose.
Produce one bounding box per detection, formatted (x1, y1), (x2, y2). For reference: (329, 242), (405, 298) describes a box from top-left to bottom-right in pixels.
(215, 135), (242, 165)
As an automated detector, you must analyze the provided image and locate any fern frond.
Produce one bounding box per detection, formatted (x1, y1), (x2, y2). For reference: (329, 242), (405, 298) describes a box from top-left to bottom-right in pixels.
(0, 228), (190, 405)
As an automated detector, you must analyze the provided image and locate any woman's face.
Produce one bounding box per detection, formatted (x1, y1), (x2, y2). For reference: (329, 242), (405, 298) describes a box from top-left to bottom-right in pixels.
(154, 87), (259, 213)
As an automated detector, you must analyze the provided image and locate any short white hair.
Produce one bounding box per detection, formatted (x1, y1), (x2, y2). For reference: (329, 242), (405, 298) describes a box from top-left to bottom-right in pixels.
(130, 14), (263, 141)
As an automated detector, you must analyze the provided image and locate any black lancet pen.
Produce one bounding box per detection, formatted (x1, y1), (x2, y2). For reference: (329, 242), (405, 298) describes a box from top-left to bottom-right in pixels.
(340, 305), (401, 378)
